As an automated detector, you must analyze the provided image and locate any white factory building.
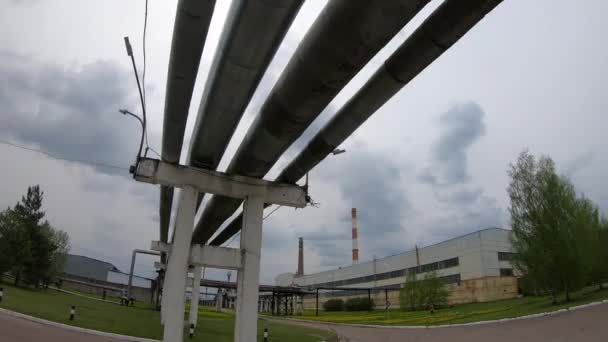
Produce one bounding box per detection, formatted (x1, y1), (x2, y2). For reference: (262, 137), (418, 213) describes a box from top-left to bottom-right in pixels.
(276, 227), (519, 306)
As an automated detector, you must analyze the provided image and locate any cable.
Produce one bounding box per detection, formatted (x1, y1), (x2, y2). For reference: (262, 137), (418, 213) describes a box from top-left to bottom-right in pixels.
(146, 146), (162, 159)
(263, 205), (282, 220)
(225, 232), (240, 247)
(220, 205), (283, 248)
(141, 0), (152, 152)
(123, 37), (146, 162)
(122, 3), (156, 164)
(142, 0), (148, 111)
(0, 139), (129, 171)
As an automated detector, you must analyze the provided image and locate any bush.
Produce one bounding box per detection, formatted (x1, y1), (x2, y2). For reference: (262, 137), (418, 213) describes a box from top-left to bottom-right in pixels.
(344, 297), (374, 311)
(323, 299), (344, 311)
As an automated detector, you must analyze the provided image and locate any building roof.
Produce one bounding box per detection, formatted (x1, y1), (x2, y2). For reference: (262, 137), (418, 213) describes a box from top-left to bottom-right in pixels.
(62, 254), (121, 282)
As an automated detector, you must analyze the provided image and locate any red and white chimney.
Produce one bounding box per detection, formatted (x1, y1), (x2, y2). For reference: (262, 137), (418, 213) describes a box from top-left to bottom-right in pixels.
(351, 208), (359, 264)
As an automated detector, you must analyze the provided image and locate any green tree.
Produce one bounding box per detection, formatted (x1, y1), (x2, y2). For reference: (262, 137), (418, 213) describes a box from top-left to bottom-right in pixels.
(508, 151), (584, 303)
(400, 271), (420, 311)
(400, 271), (448, 311)
(41, 222), (70, 286)
(14, 185), (52, 286)
(600, 220), (608, 287)
(0, 208), (33, 284)
(418, 271), (448, 309)
(573, 197), (605, 289)
(0, 185), (69, 287)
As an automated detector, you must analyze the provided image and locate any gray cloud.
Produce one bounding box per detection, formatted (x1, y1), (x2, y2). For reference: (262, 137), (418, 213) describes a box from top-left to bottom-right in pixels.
(435, 188), (483, 205)
(419, 102), (486, 186)
(563, 149), (595, 178)
(0, 50), (143, 176)
(3, 0), (607, 285)
(303, 144), (412, 264)
(413, 102), (503, 244)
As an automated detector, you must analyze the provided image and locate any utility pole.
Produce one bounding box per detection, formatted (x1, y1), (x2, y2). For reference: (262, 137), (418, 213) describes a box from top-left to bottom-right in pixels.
(373, 255), (377, 287)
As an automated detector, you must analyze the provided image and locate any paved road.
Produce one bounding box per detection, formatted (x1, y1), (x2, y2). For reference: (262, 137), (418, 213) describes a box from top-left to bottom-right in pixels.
(0, 312), (125, 342)
(269, 302), (608, 342)
(2, 303), (607, 341)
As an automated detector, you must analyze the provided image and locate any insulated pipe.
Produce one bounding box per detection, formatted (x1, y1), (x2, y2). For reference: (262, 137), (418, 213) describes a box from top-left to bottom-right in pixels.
(192, 0), (431, 244)
(210, 0), (504, 246)
(187, 0), (305, 178)
(159, 0), (216, 244)
(163, 0), (303, 242)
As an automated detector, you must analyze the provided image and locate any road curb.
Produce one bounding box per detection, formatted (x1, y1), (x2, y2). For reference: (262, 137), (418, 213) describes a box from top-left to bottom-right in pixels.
(0, 307), (159, 341)
(267, 299), (608, 330)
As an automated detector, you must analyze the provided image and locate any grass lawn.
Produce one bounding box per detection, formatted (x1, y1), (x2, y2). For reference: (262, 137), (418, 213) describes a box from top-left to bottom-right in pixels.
(0, 282), (333, 341)
(292, 286), (608, 326)
(52, 287), (155, 310)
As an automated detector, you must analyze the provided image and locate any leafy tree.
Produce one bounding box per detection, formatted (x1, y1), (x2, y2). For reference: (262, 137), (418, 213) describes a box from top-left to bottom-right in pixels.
(508, 151), (584, 302)
(418, 271), (448, 309)
(400, 271), (448, 311)
(0, 208), (33, 284)
(573, 197), (605, 289)
(41, 222), (70, 286)
(0, 185), (70, 287)
(400, 271), (420, 311)
(14, 185), (52, 286)
(600, 220), (608, 287)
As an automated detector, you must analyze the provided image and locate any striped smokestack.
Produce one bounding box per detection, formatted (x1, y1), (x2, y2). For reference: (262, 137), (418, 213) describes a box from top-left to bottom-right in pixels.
(351, 208), (359, 264)
(297, 237), (304, 276)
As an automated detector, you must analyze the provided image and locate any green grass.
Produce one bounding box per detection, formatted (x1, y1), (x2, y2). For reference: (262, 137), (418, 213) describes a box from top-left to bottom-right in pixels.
(0, 282), (333, 341)
(292, 287), (608, 326)
(52, 287), (154, 310)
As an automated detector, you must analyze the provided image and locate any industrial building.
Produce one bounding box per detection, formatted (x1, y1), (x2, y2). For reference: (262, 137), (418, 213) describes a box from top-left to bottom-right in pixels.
(61, 254), (157, 303)
(276, 227), (518, 308)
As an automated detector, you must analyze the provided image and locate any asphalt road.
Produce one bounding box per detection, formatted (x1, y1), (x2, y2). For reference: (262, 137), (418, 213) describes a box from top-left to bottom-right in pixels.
(268, 302), (608, 342)
(1, 302), (607, 341)
(0, 312), (126, 342)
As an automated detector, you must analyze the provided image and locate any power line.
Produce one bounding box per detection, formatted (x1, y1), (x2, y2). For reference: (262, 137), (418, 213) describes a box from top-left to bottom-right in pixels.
(142, 0), (148, 110)
(221, 205), (282, 247)
(263, 205), (282, 220)
(0, 139), (129, 171)
(225, 232), (240, 247)
(141, 0), (152, 152)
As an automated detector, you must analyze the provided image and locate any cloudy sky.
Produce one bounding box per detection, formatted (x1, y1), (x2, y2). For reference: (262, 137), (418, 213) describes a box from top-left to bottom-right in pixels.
(1, 0), (607, 284)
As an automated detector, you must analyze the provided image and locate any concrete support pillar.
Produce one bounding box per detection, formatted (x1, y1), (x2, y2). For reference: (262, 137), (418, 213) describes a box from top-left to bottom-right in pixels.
(162, 187), (197, 342)
(216, 290), (222, 312)
(127, 250), (137, 299)
(189, 266), (202, 327)
(234, 195), (264, 342)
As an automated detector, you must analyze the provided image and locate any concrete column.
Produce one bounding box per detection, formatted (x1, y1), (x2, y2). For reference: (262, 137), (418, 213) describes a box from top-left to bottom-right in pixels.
(189, 266), (202, 326)
(215, 290), (222, 312)
(127, 250), (137, 298)
(162, 187), (197, 342)
(234, 195), (264, 342)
